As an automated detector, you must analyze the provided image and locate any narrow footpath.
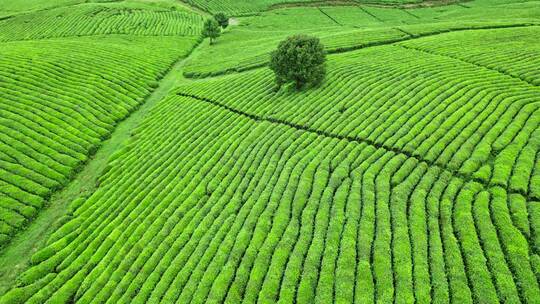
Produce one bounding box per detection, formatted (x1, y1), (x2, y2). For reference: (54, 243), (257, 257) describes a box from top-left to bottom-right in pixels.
(0, 43), (203, 295)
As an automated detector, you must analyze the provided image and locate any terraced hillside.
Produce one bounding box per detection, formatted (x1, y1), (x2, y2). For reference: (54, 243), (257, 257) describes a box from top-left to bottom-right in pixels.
(0, 36), (200, 248)
(0, 0), (90, 17)
(0, 0), (539, 303)
(182, 0), (437, 16)
(183, 1), (540, 77)
(0, 1), (203, 249)
(181, 26), (540, 200)
(0, 2), (204, 41)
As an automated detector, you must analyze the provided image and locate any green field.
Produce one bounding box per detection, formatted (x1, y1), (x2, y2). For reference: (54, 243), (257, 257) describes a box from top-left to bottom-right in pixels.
(181, 0), (437, 16)
(183, 1), (540, 76)
(0, 0), (539, 303)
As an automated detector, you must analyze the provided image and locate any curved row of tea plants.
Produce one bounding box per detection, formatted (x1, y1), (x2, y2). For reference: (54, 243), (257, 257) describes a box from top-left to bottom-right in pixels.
(0, 35), (198, 248)
(180, 0), (439, 16)
(184, 25), (410, 77)
(180, 29), (540, 200)
(0, 2), (204, 42)
(399, 26), (540, 85)
(0, 0), (125, 18)
(2, 93), (538, 303)
(182, 2), (540, 78)
(0, 0), (84, 17)
(184, 21), (536, 78)
(181, 0), (325, 16)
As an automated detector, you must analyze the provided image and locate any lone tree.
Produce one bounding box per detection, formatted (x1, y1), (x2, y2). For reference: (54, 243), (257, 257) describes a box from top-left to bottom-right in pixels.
(269, 35), (326, 90)
(214, 12), (229, 29)
(202, 19), (221, 44)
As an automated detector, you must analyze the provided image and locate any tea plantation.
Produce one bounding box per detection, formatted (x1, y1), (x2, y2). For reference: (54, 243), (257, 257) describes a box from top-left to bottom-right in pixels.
(0, 0), (539, 303)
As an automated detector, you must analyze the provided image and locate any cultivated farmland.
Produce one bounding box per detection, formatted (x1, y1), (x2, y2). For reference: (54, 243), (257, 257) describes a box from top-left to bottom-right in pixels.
(0, 35), (199, 248)
(182, 0), (433, 16)
(0, 0), (539, 303)
(183, 2), (540, 76)
(0, 3), (204, 41)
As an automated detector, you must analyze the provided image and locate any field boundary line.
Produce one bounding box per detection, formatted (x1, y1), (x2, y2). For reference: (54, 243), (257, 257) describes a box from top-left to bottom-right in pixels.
(184, 23), (539, 79)
(267, 0), (472, 11)
(400, 8), (420, 19)
(398, 44), (538, 87)
(177, 91), (540, 202)
(359, 6), (384, 22)
(318, 7), (343, 26)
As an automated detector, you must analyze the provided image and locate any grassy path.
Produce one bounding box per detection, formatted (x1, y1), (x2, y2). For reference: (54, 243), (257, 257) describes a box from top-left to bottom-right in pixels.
(0, 42), (202, 296)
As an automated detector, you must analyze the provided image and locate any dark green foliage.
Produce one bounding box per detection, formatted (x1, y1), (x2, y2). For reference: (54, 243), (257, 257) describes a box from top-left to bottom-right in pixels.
(202, 19), (221, 44)
(214, 12), (228, 29)
(269, 35), (326, 90)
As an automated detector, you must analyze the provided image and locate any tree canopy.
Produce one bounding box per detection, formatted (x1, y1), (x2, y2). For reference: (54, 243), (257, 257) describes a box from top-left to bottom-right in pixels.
(202, 19), (221, 44)
(269, 35), (326, 90)
(214, 12), (229, 29)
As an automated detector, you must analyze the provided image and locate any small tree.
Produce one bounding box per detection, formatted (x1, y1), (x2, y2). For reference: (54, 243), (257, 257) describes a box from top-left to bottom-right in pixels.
(269, 35), (326, 90)
(202, 19), (220, 44)
(214, 12), (229, 29)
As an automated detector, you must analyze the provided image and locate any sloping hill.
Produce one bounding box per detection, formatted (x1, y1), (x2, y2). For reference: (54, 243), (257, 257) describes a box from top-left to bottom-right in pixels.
(182, 0), (445, 16)
(0, 0), (539, 303)
(183, 2), (540, 77)
(3, 23), (540, 303)
(0, 2), (203, 42)
(0, 35), (199, 249)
